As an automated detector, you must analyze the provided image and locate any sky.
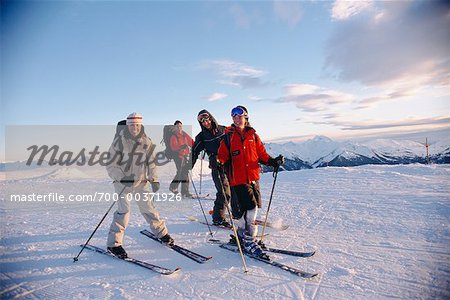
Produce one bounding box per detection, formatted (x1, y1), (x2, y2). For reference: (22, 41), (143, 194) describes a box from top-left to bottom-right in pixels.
(1, 0), (449, 160)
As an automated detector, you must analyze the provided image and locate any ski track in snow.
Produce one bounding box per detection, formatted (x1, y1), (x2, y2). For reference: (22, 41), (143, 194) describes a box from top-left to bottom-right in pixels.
(1, 163), (449, 299)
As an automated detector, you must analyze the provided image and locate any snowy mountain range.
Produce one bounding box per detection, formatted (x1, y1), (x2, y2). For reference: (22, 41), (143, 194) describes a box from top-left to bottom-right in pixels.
(1, 136), (449, 173)
(263, 135), (450, 171)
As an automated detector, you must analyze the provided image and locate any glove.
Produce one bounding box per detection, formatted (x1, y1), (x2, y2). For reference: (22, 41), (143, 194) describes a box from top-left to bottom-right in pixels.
(120, 174), (135, 187)
(268, 155), (284, 168)
(215, 160), (225, 173)
(209, 157), (219, 170)
(151, 181), (160, 193)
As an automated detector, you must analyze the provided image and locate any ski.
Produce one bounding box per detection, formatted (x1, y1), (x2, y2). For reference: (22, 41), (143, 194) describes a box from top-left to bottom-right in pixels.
(81, 244), (180, 275)
(187, 216), (269, 238)
(261, 246), (315, 257)
(254, 219), (289, 231)
(227, 235), (315, 257)
(190, 215), (286, 231)
(140, 230), (212, 264)
(187, 216), (231, 229)
(199, 193), (215, 200)
(219, 243), (318, 278)
(195, 193), (216, 201)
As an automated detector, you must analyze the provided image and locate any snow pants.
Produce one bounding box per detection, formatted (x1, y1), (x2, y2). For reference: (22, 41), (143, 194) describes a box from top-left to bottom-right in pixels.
(107, 182), (168, 247)
(211, 168), (239, 222)
(231, 181), (261, 239)
(170, 156), (190, 195)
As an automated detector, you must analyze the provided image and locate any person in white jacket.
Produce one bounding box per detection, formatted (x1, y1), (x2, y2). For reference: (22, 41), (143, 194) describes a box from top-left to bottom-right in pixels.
(106, 112), (173, 258)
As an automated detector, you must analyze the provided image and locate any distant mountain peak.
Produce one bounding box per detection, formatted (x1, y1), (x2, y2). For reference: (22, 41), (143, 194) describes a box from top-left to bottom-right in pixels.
(309, 135), (333, 143)
(263, 135), (449, 170)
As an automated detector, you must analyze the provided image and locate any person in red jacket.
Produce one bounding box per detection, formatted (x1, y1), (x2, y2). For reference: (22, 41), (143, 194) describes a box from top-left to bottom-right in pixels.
(217, 105), (284, 257)
(169, 120), (194, 197)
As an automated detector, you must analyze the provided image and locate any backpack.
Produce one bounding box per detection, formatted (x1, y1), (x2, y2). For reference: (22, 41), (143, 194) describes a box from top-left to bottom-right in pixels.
(111, 120), (127, 151)
(115, 120), (127, 137)
(162, 125), (177, 160)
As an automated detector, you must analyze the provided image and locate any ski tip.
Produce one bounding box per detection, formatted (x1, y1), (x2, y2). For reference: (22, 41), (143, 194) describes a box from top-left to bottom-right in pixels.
(306, 273), (320, 279)
(303, 250), (316, 257)
(165, 267), (182, 275)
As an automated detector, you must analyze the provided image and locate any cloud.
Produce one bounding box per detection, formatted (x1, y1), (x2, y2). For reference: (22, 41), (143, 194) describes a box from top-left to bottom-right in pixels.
(205, 92), (227, 102)
(199, 59), (269, 89)
(279, 83), (355, 112)
(325, 1), (450, 95)
(356, 88), (417, 110)
(273, 0), (303, 28)
(341, 117), (450, 131)
(306, 116), (450, 131)
(331, 0), (373, 20)
(248, 95), (263, 102)
(229, 4), (262, 29)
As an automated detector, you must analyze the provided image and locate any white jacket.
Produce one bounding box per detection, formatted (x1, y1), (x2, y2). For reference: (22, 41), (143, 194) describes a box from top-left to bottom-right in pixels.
(106, 128), (158, 186)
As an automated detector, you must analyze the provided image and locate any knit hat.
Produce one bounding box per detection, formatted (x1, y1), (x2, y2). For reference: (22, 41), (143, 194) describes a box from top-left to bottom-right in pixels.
(126, 112), (143, 125)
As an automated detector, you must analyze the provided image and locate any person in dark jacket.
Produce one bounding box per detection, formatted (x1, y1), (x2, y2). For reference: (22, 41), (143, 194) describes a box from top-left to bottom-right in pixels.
(192, 110), (237, 227)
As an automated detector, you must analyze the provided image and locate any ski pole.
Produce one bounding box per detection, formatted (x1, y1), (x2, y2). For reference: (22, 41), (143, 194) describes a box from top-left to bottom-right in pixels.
(189, 171), (217, 241)
(199, 151), (206, 195)
(260, 166), (280, 243)
(217, 166), (248, 273)
(73, 184), (127, 262)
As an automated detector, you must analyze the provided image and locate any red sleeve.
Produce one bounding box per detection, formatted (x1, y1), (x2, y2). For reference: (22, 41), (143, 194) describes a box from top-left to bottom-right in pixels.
(186, 132), (194, 146)
(170, 135), (179, 151)
(217, 139), (229, 164)
(255, 134), (270, 163)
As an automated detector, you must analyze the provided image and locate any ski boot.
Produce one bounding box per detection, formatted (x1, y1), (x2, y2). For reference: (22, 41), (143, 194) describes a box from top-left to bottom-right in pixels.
(160, 233), (174, 246)
(107, 245), (128, 259)
(257, 239), (267, 250)
(213, 219), (231, 228)
(228, 234), (238, 245)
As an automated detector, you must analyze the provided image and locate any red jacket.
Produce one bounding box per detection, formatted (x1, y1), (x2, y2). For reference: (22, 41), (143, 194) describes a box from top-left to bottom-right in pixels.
(217, 125), (270, 186)
(170, 130), (193, 158)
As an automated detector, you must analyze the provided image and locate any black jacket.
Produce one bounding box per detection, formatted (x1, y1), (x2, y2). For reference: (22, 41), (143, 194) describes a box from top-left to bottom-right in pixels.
(192, 109), (225, 168)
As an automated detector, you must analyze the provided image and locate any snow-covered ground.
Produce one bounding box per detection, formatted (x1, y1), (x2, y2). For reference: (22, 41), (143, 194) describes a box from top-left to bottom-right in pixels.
(1, 163), (449, 299)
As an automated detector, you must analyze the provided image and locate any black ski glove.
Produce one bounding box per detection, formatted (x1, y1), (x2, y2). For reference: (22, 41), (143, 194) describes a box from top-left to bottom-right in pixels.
(268, 155), (285, 169)
(209, 157), (219, 170)
(215, 160), (224, 172)
(150, 181), (160, 193)
(120, 174), (135, 187)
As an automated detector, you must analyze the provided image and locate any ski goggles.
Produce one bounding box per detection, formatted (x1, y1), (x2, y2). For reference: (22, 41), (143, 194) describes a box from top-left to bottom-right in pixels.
(231, 106), (248, 117)
(197, 113), (210, 123)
